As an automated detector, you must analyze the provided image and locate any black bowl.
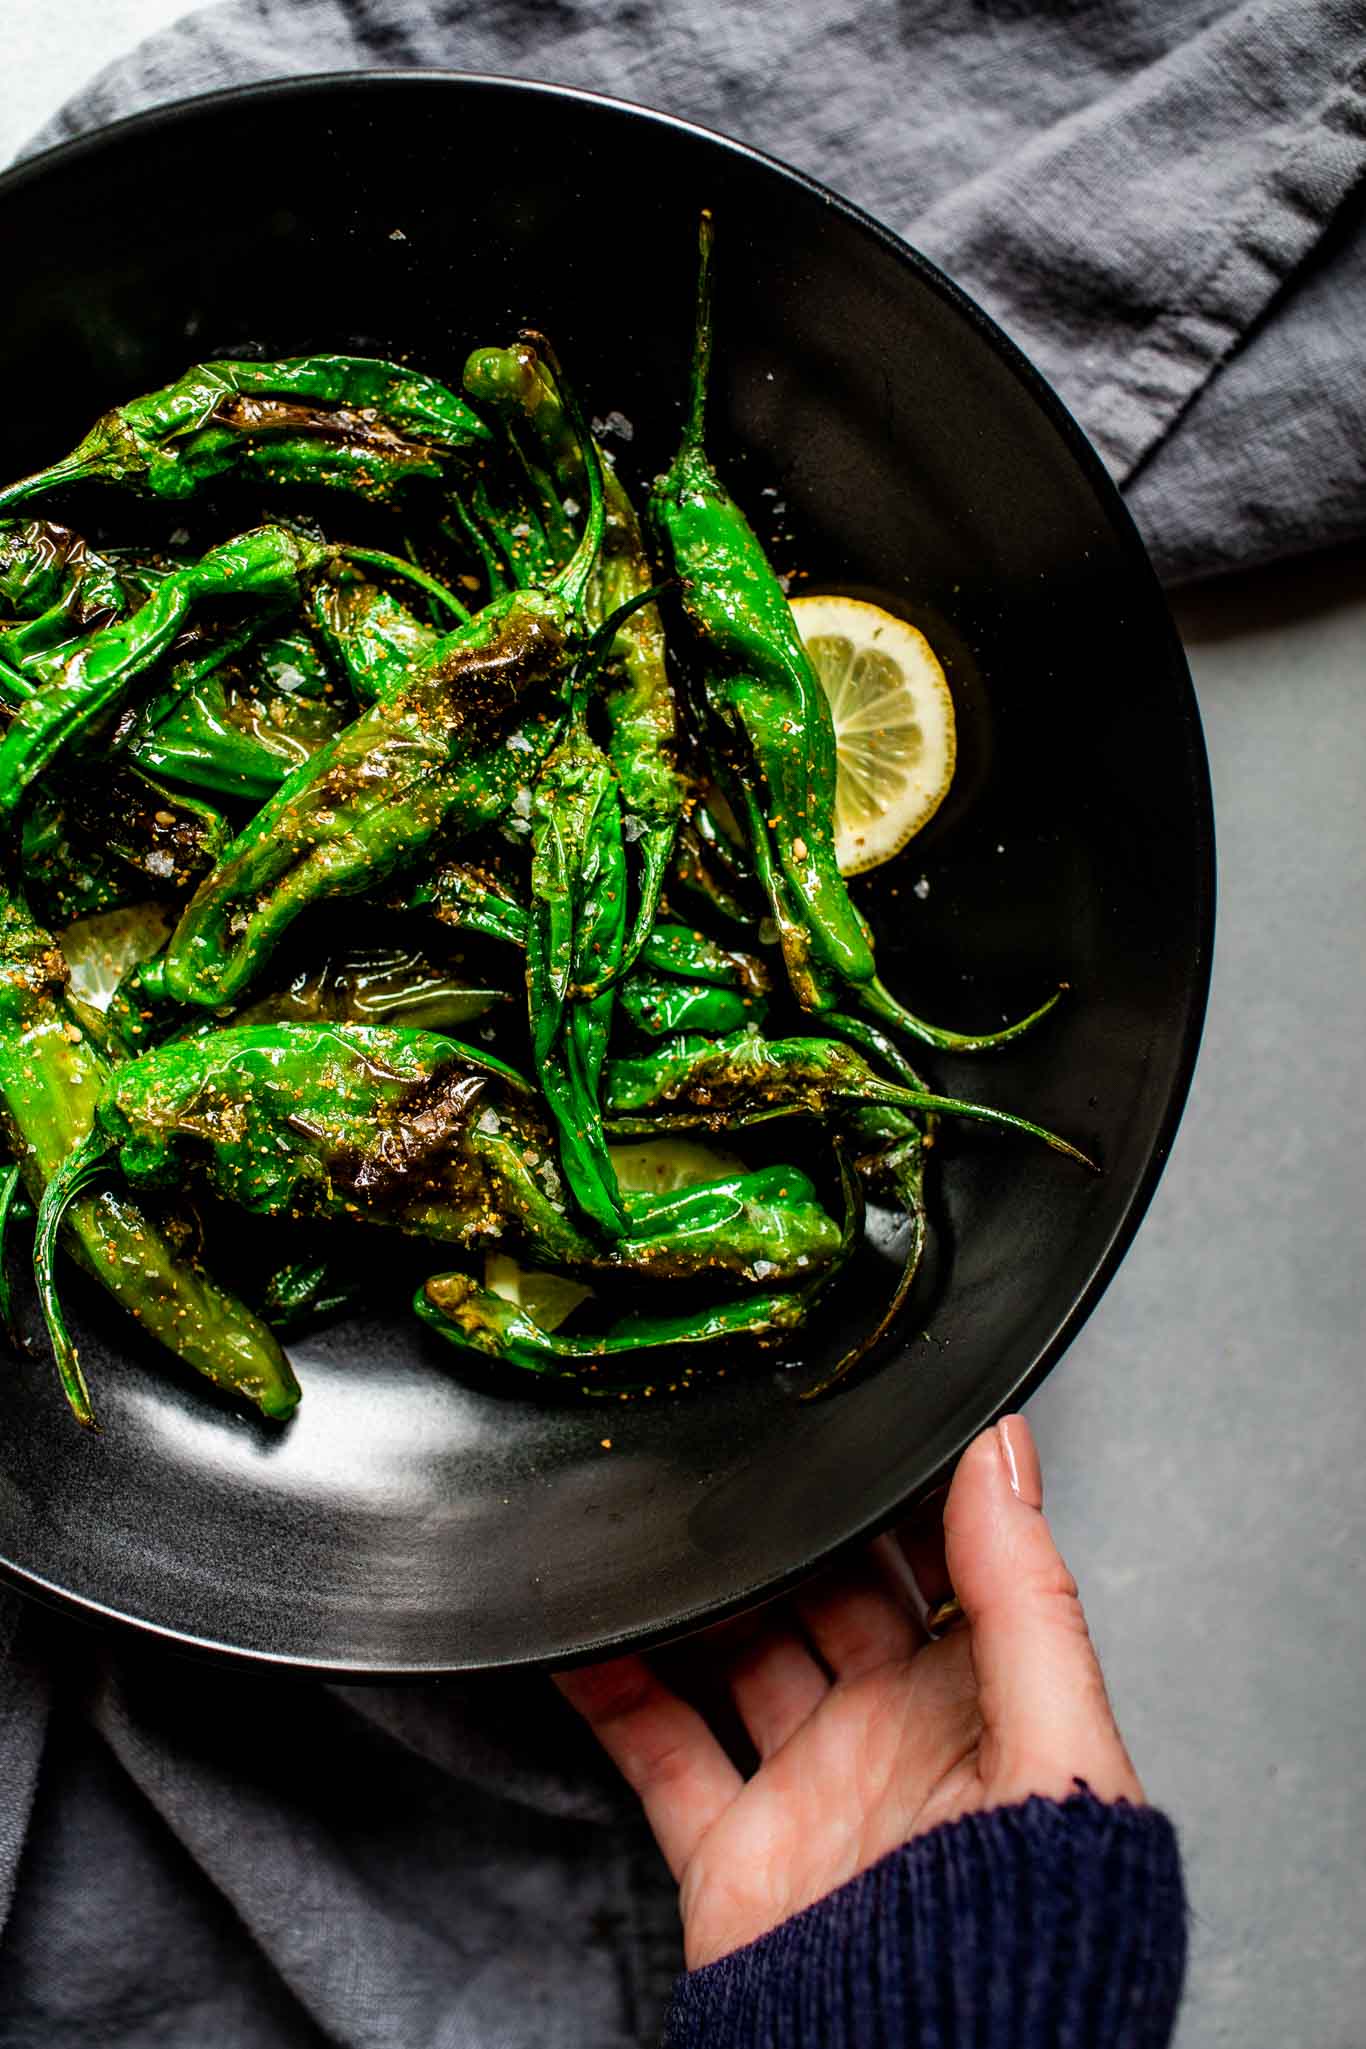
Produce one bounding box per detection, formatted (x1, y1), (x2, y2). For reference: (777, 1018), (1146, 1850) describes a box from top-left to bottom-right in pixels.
(0, 74), (1212, 1673)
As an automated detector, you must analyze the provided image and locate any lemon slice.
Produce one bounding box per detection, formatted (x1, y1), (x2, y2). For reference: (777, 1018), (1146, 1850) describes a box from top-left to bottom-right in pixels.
(483, 1254), (594, 1333)
(607, 1137), (744, 1196)
(789, 594), (956, 876)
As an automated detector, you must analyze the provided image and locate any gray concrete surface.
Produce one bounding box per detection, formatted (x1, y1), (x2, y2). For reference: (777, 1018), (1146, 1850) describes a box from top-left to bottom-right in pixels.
(3, 7), (1364, 2043)
(1034, 540), (1366, 2049)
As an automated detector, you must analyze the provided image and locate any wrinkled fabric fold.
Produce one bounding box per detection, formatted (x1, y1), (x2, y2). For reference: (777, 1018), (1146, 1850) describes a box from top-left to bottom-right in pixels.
(0, 1602), (677, 2047)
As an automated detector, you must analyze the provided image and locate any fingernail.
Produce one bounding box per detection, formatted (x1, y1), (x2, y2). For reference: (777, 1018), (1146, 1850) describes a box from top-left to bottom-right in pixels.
(997, 1415), (1043, 1509)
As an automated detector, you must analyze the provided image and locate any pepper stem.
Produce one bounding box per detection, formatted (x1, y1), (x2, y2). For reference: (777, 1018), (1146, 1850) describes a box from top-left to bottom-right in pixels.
(337, 545), (471, 623)
(862, 977), (1068, 1054)
(685, 209), (716, 456)
(33, 1131), (119, 1428)
(873, 1081), (1095, 1168)
(824, 1011), (930, 1093)
(566, 583), (672, 724)
(0, 456), (89, 517)
(800, 1136), (927, 1401)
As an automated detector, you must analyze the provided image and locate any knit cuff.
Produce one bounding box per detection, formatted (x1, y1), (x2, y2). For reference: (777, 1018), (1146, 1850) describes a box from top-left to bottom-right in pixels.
(663, 1791), (1187, 2049)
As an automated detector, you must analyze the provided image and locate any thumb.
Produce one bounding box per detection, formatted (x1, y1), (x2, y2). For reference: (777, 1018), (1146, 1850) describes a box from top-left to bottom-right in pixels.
(943, 1415), (1145, 1808)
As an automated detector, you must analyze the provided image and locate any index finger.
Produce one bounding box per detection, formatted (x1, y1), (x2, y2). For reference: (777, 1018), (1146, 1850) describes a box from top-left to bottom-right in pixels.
(554, 1655), (744, 1881)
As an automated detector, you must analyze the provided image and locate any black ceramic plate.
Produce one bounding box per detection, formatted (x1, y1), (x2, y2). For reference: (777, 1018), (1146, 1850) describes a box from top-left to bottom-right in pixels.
(0, 75), (1212, 1673)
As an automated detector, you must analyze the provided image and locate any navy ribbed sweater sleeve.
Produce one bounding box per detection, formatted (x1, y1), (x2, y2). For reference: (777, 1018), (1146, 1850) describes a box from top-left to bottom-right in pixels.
(663, 1792), (1186, 2048)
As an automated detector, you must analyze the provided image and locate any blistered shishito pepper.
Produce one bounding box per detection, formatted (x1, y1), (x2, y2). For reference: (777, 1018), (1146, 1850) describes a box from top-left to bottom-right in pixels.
(0, 519), (110, 623)
(412, 859), (531, 950)
(604, 1028), (1091, 1162)
(415, 1273), (808, 1391)
(129, 623), (352, 804)
(617, 971), (760, 1038)
(414, 1147), (860, 1394)
(0, 884), (298, 1426)
(0, 355), (525, 618)
(528, 689), (630, 1234)
(22, 767), (228, 925)
(157, 429), (606, 1010)
(412, 866), (772, 1008)
(650, 214), (1060, 1053)
(0, 355), (494, 515)
(463, 344), (579, 568)
(37, 1022), (844, 1290)
(635, 922), (770, 996)
(228, 942), (506, 1035)
(0, 535), (167, 702)
(463, 342), (685, 978)
(0, 529), (314, 822)
(524, 570), (665, 1237)
(798, 1101), (930, 1401)
(610, 1160), (841, 1281)
(310, 571), (438, 708)
(647, 217), (867, 1003)
(0, 525), (464, 827)
(666, 810), (756, 930)
(35, 1021), (543, 1260)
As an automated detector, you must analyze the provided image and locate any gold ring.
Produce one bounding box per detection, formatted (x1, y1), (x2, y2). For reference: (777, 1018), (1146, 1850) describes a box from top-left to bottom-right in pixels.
(924, 1593), (967, 1639)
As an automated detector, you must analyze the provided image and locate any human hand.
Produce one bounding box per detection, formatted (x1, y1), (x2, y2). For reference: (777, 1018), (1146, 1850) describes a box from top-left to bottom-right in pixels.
(554, 1414), (1143, 1971)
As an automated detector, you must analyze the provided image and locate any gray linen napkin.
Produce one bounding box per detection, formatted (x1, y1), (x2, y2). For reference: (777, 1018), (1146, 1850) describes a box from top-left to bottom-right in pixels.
(2, 4), (1365, 2045)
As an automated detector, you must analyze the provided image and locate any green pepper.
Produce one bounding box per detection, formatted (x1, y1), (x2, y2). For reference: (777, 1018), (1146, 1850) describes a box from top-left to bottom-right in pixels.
(414, 1145), (861, 1394)
(228, 942), (506, 1035)
(666, 813), (756, 929)
(129, 622), (353, 803)
(310, 569), (439, 707)
(1, 519), (99, 620)
(521, 579), (660, 1239)
(463, 342), (685, 980)
(415, 1272), (809, 1391)
(617, 970), (761, 1038)
(0, 883), (298, 1425)
(797, 1104), (930, 1400)
(412, 858), (531, 950)
(158, 362), (609, 1013)
(35, 1021), (540, 1253)
(528, 695), (630, 1233)
(604, 1028), (1091, 1162)
(647, 218), (868, 1000)
(22, 766), (228, 925)
(411, 872), (772, 1009)
(0, 527), (325, 823)
(38, 1022), (843, 1291)
(650, 215), (1061, 1053)
(616, 1161), (841, 1280)
(463, 343), (580, 564)
(635, 921), (770, 995)
(0, 355), (494, 515)
(0, 535), (167, 700)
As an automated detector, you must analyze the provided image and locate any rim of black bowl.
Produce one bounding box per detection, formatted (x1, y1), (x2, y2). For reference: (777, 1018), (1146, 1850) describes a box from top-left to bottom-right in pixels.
(0, 72), (1214, 1673)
